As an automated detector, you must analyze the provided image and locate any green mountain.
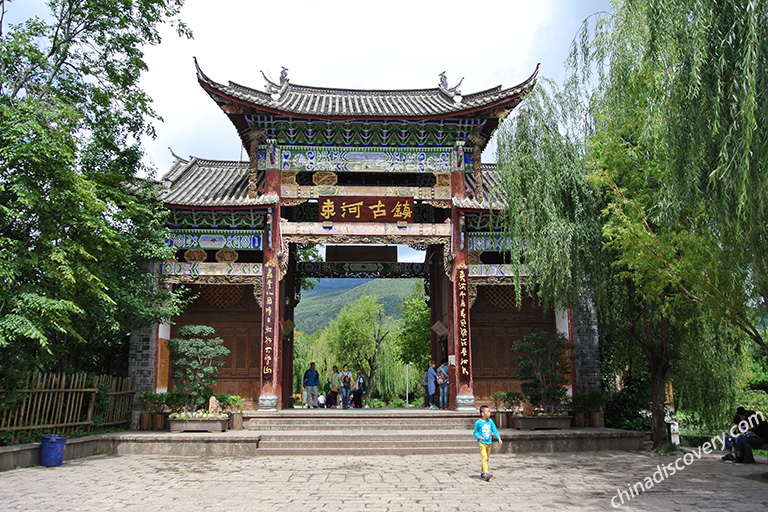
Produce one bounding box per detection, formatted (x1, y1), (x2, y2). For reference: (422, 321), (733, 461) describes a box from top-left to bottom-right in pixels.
(294, 278), (421, 334)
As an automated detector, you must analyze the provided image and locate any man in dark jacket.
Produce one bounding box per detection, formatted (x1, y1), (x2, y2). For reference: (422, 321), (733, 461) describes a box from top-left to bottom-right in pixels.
(303, 362), (320, 408)
(734, 407), (768, 464)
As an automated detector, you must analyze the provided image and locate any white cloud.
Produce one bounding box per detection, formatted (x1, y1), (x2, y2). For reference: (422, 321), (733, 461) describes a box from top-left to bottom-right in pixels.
(4, 0), (611, 173)
(139, 0), (610, 174)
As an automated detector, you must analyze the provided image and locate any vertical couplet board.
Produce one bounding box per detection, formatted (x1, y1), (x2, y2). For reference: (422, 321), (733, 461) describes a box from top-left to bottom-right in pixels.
(456, 263), (471, 382)
(262, 262), (277, 380)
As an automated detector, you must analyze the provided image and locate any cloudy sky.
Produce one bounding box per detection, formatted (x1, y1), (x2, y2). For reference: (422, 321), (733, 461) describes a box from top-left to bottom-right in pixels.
(135, 0), (611, 174)
(8, 0), (611, 173)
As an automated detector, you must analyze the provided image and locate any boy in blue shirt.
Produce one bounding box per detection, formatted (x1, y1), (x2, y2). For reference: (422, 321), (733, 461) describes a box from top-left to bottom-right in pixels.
(474, 405), (503, 481)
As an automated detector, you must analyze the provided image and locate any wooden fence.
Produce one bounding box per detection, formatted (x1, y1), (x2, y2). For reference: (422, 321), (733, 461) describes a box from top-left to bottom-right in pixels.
(0, 372), (135, 442)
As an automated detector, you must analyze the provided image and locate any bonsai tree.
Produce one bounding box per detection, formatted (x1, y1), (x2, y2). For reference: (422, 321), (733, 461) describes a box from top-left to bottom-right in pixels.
(168, 325), (230, 412)
(512, 331), (574, 415)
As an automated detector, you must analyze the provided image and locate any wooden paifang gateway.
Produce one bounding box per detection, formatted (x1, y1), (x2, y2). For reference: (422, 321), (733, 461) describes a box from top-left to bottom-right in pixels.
(141, 63), (602, 412)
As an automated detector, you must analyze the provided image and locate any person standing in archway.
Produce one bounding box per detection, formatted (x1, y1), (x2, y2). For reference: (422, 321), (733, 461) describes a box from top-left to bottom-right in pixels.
(303, 362), (320, 408)
(339, 364), (353, 409)
(353, 370), (366, 409)
(328, 365), (340, 408)
(437, 359), (450, 410)
(427, 360), (439, 410)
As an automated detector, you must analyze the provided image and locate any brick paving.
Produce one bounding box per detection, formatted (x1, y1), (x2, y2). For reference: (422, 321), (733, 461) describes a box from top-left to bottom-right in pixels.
(0, 450), (765, 511)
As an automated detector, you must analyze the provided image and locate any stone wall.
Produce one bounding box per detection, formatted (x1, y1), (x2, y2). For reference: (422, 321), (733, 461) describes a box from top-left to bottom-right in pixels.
(128, 325), (156, 393)
(572, 298), (601, 393)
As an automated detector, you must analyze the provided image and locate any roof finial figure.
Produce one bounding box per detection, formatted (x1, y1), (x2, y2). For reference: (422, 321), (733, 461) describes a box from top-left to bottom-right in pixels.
(438, 71), (463, 96)
(261, 66), (290, 95)
(439, 71), (448, 90)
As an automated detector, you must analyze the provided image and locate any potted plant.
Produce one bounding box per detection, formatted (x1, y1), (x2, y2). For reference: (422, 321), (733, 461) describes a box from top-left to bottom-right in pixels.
(503, 391), (524, 427)
(511, 330), (574, 430)
(491, 391), (507, 427)
(167, 325), (231, 433)
(217, 394), (245, 430)
(139, 391), (166, 430)
(575, 390), (604, 427)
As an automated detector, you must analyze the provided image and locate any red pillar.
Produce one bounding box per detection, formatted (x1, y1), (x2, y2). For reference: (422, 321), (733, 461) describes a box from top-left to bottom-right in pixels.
(449, 142), (475, 410)
(258, 142), (284, 410)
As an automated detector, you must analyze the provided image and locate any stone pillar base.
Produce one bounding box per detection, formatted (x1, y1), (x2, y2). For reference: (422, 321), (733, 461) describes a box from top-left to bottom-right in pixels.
(258, 395), (278, 411)
(455, 394), (476, 411)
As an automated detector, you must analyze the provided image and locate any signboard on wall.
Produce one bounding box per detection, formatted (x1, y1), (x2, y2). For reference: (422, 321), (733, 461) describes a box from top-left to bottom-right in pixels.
(318, 196), (414, 223)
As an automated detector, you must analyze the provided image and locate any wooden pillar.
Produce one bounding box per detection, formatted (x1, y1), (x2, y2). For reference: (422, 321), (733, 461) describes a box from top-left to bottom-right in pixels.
(449, 141), (475, 410)
(258, 141), (284, 410)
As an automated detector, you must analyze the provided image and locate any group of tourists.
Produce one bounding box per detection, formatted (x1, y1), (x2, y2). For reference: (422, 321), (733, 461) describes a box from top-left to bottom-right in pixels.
(302, 363), (367, 409)
(720, 406), (768, 464)
(302, 359), (452, 410)
(423, 359), (450, 410)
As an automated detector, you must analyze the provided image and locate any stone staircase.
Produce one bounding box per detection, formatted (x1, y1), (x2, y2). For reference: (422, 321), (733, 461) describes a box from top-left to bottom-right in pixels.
(245, 410), (479, 455)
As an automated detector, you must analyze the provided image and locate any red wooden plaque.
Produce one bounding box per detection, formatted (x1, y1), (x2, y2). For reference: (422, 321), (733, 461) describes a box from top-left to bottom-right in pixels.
(318, 196), (414, 223)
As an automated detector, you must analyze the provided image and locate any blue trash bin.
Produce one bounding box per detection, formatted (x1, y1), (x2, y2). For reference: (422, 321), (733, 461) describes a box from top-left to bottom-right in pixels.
(40, 435), (67, 467)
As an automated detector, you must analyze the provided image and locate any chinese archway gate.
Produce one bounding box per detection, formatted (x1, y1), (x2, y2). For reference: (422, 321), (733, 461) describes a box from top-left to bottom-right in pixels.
(128, 62), (601, 410)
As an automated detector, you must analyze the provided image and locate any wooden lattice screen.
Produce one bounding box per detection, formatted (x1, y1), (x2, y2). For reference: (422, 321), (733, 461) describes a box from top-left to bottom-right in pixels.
(485, 286), (517, 310)
(201, 285), (245, 308)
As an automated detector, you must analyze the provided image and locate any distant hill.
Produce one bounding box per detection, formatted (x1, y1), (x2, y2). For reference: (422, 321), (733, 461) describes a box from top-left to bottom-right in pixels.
(294, 278), (421, 334)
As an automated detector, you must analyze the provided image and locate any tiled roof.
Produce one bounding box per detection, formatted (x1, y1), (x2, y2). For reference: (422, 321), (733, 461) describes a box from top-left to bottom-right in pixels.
(159, 156), (274, 207)
(457, 164), (507, 210)
(159, 156), (505, 211)
(196, 60), (538, 119)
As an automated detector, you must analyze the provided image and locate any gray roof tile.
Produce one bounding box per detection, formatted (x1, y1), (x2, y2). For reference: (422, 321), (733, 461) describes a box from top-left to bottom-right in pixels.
(196, 61), (538, 119)
(159, 156), (275, 207)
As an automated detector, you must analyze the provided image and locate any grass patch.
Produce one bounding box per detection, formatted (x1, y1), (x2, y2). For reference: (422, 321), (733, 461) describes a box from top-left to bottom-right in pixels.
(655, 442), (680, 455)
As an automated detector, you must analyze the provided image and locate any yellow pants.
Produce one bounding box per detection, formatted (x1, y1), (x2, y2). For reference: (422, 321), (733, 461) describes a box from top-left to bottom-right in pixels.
(478, 443), (492, 474)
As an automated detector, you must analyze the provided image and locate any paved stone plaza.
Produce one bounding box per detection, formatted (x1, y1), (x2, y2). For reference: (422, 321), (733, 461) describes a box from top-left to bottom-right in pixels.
(0, 450), (765, 511)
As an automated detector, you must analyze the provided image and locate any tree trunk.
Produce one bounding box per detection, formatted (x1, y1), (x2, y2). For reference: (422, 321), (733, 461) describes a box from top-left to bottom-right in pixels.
(636, 313), (671, 450)
(650, 362), (670, 448)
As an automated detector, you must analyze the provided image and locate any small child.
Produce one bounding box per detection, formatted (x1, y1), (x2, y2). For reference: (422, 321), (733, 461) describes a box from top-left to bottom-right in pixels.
(474, 405), (503, 481)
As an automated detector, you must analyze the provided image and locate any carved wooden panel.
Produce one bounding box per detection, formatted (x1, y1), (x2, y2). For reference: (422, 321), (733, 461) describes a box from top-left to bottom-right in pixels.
(171, 284), (262, 408)
(470, 286), (556, 403)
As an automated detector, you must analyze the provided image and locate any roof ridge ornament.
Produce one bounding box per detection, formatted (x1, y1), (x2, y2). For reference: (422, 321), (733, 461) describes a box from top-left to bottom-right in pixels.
(438, 71), (463, 102)
(261, 67), (290, 101)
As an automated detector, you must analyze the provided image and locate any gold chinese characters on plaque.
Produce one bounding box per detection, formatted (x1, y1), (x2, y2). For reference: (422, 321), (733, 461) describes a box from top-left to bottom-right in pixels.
(262, 262), (276, 380)
(318, 196), (413, 223)
(457, 264), (470, 382)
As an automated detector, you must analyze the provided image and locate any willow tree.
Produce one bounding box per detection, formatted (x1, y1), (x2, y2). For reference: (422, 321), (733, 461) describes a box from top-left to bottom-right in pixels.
(635, 0), (768, 358)
(582, 0), (766, 432)
(325, 295), (392, 407)
(496, 1), (756, 445)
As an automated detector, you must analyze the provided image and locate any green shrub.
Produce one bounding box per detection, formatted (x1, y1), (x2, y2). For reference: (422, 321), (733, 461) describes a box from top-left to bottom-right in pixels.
(167, 325), (230, 412)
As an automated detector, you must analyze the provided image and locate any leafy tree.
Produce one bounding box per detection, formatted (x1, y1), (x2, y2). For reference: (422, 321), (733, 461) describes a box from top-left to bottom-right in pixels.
(396, 283), (431, 371)
(0, 0), (190, 377)
(513, 331), (573, 414)
(496, 2), (756, 446)
(325, 295), (391, 407)
(167, 325), (229, 411)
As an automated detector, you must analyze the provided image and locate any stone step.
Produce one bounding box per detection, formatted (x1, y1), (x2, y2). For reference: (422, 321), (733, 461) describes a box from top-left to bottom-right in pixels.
(256, 432), (472, 442)
(259, 439), (476, 449)
(254, 446), (478, 456)
(245, 415), (477, 431)
(246, 421), (473, 431)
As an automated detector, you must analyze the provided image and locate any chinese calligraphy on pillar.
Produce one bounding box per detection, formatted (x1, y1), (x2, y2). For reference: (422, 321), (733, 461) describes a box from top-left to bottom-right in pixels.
(318, 196), (413, 223)
(457, 263), (470, 382)
(262, 262), (276, 379)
